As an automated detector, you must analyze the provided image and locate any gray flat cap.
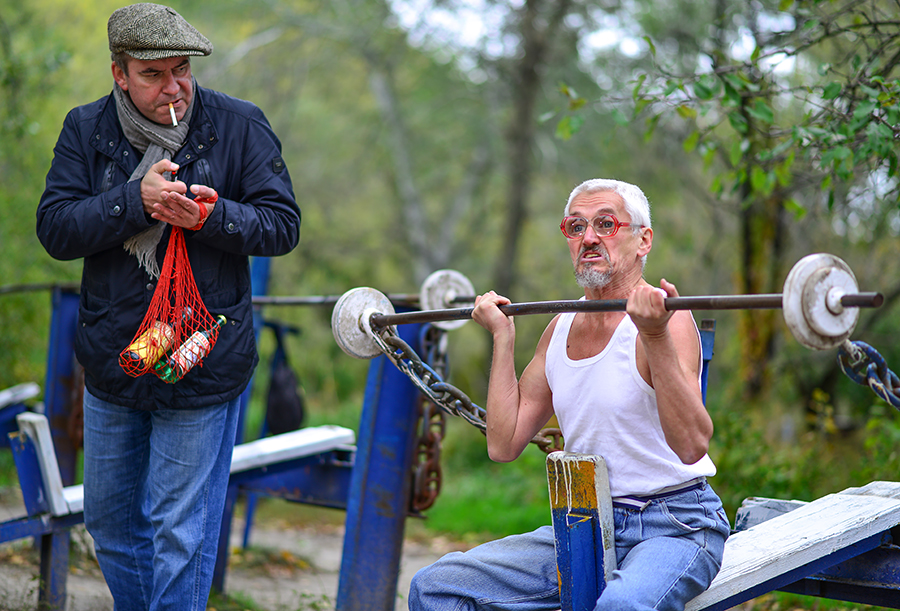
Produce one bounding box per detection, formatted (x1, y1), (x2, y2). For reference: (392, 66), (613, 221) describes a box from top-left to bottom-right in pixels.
(109, 3), (212, 60)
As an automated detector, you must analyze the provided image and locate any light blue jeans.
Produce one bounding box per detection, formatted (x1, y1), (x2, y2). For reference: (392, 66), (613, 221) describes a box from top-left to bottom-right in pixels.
(408, 482), (730, 611)
(82, 388), (240, 611)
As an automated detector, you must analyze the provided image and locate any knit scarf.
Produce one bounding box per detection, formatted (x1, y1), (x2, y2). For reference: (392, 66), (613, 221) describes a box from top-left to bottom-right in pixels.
(115, 79), (196, 278)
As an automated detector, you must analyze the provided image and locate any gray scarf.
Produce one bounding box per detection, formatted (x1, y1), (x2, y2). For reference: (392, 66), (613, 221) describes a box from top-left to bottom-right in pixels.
(115, 79), (196, 278)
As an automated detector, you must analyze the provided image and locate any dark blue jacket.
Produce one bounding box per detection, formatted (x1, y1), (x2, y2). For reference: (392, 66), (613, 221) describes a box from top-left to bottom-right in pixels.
(37, 85), (300, 410)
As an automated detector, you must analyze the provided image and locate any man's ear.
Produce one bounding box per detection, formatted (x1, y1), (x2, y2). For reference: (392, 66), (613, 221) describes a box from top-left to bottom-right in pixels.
(111, 62), (128, 91)
(637, 226), (653, 257)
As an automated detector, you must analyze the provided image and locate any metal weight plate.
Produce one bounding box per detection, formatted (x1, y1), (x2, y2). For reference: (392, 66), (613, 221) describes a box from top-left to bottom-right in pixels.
(420, 269), (476, 331)
(803, 266), (859, 338)
(782, 253), (860, 350)
(331, 287), (395, 359)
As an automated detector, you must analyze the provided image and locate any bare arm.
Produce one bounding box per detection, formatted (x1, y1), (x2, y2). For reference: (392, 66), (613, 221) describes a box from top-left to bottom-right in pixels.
(628, 279), (713, 464)
(472, 292), (556, 463)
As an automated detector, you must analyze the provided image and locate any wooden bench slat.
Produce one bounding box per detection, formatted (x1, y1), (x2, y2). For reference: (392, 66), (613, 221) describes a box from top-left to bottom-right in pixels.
(230, 425), (355, 473)
(686, 483), (900, 610)
(0, 383), (40, 410)
(15, 412), (356, 518)
(63, 484), (84, 514)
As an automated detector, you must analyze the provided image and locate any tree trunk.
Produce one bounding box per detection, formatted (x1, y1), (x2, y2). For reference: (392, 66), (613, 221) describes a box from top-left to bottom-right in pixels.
(737, 191), (787, 400)
(492, 0), (572, 299)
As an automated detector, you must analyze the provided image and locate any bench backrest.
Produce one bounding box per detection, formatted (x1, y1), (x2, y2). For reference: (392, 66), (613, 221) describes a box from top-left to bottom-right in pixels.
(15, 412), (70, 516)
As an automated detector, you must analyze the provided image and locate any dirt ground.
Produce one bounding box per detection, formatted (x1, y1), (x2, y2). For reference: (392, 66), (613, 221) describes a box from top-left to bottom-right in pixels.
(0, 489), (465, 611)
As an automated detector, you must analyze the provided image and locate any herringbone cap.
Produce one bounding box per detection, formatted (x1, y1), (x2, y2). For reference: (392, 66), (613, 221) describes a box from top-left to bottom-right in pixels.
(108, 3), (212, 60)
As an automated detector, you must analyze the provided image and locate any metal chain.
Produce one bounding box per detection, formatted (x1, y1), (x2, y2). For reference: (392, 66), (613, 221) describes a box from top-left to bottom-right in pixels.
(410, 325), (447, 512)
(838, 340), (900, 408)
(411, 393), (445, 512)
(371, 323), (564, 458)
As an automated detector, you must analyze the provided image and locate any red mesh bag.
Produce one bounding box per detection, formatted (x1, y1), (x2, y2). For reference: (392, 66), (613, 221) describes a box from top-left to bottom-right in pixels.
(119, 225), (224, 383)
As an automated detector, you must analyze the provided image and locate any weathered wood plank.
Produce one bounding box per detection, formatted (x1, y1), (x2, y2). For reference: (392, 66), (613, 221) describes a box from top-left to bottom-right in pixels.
(547, 452), (616, 611)
(230, 425), (355, 473)
(686, 483), (900, 611)
(15, 412), (356, 517)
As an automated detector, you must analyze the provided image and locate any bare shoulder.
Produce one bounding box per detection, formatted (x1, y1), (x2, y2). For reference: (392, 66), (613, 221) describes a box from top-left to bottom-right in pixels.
(535, 314), (562, 355)
(669, 310), (702, 366)
(669, 310), (700, 336)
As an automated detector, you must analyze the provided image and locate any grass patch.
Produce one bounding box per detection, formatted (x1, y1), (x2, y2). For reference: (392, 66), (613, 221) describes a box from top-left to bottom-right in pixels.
(739, 591), (888, 610)
(207, 591), (334, 611)
(227, 546), (314, 578)
(421, 428), (551, 542)
(0, 451), (19, 490)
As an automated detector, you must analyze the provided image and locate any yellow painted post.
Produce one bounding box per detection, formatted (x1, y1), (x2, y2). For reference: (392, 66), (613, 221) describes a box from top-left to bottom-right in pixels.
(547, 451), (616, 611)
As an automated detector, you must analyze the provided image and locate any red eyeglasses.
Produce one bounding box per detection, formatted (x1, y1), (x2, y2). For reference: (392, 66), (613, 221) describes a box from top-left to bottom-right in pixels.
(560, 214), (643, 239)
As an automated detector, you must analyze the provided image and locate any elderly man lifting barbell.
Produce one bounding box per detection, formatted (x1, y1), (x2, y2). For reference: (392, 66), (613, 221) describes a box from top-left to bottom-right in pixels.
(407, 178), (733, 611)
(330, 177), (880, 610)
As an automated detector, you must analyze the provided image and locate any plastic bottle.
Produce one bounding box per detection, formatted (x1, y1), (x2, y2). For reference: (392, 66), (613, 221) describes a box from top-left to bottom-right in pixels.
(119, 307), (193, 371)
(154, 315), (226, 383)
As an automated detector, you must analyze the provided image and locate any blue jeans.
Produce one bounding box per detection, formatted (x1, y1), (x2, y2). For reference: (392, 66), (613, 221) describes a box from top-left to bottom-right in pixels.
(408, 482), (730, 611)
(82, 388), (240, 611)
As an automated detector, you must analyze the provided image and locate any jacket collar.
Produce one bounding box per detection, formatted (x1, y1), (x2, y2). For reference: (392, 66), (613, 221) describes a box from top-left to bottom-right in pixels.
(91, 85), (219, 167)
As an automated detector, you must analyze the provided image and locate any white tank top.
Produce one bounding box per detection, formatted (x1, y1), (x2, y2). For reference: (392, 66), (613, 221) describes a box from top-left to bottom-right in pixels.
(545, 309), (716, 497)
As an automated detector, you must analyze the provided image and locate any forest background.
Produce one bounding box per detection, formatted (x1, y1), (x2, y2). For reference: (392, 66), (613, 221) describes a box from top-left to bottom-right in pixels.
(2, 0), (900, 580)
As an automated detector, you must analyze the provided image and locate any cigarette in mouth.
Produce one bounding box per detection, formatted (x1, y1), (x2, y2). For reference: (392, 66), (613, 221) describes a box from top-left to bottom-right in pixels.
(169, 103), (178, 127)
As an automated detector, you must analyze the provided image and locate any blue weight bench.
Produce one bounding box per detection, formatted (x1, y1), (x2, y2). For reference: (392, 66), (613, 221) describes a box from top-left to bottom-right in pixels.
(5, 409), (355, 609)
(549, 319), (900, 610)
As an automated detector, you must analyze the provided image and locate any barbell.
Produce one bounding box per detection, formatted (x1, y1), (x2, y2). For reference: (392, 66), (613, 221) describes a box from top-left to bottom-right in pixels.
(331, 253), (884, 359)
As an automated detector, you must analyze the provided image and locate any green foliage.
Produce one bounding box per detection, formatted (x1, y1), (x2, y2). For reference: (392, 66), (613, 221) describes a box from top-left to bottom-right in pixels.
(624, 1), (900, 207)
(0, 0), (84, 392)
(547, 83), (587, 141)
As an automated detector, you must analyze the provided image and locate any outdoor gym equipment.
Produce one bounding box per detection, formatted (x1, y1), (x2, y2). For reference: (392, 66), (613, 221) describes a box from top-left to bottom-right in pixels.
(331, 253), (883, 359)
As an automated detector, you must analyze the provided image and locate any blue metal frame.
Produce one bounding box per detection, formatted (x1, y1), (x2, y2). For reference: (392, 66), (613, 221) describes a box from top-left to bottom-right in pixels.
(0, 403), (27, 448)
(336, 320), (424, 610)
(26, 286), (80, 609)
(699, 319), (715, 405)
(779, 544), (900, 606)
(43, 287), (80, 485)
(234, 256), (270, 550)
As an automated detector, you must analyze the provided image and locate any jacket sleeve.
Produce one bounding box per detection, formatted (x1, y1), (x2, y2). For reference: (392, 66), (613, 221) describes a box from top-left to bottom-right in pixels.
(191, 105), (300, 257)
(36, 109), (156, 261)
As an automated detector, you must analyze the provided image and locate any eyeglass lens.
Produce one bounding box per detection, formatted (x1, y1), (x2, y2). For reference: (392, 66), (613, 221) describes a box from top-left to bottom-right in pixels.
(564, 215), (618, 237)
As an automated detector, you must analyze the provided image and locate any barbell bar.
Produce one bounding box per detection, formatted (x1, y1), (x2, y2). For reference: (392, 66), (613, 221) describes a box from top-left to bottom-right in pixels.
(370, 292), (881, 326)
(331, 253), (884, 359)
(250, 293), (421, 307)
(248, 270), (475, 311)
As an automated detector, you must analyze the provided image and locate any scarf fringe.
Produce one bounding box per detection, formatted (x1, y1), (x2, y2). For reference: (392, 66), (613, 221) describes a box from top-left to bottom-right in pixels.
(114, 81), (194, 278)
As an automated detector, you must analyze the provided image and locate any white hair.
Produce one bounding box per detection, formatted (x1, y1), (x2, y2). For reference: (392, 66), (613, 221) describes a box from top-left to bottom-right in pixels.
(564, 179), (652, 230)
(564, 178), (651, 269)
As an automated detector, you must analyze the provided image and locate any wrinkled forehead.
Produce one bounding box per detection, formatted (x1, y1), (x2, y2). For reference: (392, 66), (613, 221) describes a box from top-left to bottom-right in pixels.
(567, 190), (629, 219)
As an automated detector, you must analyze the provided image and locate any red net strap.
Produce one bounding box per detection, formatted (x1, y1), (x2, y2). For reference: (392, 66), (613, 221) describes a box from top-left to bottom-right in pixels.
(119, 226), (222, 383)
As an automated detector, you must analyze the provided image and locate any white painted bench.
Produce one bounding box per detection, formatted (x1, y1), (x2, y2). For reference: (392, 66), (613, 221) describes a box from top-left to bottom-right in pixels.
(686, 480), (900, 610)
(14, 411), (356, 519)
(0, 382), (41, 410)
(549, 452), (900, 611)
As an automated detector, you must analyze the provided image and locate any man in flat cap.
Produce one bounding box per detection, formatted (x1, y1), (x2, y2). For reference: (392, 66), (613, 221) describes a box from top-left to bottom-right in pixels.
(37, 4), (300, 609)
